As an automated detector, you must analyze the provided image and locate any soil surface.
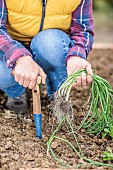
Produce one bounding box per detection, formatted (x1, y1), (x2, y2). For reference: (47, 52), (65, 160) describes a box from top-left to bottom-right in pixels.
(0, 49), (113, 170)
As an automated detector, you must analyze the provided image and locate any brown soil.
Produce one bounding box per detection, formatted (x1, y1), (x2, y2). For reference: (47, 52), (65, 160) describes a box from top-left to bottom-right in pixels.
(0, 49), (113, 170)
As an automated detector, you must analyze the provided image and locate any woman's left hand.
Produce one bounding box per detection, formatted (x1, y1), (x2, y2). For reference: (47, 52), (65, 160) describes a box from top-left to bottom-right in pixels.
(67, 56), (93, 87)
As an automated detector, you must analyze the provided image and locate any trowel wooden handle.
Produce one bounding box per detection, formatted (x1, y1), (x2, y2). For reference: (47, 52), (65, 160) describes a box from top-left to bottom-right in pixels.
(32, 76), (42, 114)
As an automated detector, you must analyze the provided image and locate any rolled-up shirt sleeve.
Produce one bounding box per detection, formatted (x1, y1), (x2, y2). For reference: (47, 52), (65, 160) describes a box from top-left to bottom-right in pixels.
(66, 0), (94, 62)
(0, 0), (32, 69)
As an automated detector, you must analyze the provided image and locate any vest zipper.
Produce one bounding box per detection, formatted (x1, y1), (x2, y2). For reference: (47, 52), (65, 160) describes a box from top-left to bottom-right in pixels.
(39, 0), (47, 32)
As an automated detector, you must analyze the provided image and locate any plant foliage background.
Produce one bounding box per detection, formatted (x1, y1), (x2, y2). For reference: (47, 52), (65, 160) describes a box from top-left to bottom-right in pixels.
(93, 0), (113, 43)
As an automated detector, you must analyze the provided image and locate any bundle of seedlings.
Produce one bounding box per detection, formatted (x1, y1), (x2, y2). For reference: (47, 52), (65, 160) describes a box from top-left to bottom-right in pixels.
(53, 69), (113, 137)
(47, 69), (113, 168)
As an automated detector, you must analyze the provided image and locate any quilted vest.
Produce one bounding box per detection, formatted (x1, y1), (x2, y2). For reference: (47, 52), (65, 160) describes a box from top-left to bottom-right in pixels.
(6, 0), (81, 42)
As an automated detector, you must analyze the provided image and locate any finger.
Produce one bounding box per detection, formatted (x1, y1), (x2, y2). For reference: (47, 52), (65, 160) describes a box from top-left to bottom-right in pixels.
(15, 72), (20, 83)
(37, 76), (42, 84)
(76, 76), (82, 87)
(87, 75), (92, 84)
(18, 75), (25, 86)
(42, 74), (46, 84)
(86, 64), (93, 76)
(39, 70), (46, 84)
(28, 79), (37, 89)
(28, 72), (38, 89)
(81, 73), (87, 86)
(23, 79), (31, 88)
(22, 74), (31, 88)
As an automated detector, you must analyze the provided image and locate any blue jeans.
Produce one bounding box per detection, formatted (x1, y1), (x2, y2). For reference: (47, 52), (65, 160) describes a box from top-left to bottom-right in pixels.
(0, 29), (71, 97)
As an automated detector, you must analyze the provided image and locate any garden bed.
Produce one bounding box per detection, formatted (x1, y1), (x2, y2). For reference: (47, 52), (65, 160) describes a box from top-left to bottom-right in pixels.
(0, 49), (113, 170)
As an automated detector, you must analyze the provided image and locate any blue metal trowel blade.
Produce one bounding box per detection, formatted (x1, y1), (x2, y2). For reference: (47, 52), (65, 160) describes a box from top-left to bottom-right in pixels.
(33, 113), (42, 139)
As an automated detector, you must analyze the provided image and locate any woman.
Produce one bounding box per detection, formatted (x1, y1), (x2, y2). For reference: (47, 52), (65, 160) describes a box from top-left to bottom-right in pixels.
(0, 0), (94, 114)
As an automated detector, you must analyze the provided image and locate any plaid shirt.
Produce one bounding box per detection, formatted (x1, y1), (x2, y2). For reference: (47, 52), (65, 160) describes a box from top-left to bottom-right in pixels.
(0, 0), (94, 69)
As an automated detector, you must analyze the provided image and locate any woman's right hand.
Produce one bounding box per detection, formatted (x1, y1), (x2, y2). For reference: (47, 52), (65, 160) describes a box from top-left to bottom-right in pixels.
(12, 56), (46, 89)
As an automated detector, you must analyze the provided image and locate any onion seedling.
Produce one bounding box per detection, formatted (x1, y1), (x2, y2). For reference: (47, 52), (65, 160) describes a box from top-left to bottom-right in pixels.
(57, 69), (113, 136)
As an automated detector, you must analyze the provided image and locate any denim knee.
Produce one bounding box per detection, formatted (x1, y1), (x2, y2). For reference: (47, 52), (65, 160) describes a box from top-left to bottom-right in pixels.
(30, 29), (71, 71)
